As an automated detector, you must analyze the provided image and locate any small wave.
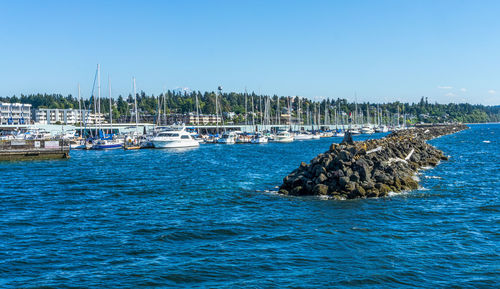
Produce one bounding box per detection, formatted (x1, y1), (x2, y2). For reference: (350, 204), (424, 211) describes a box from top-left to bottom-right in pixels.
(483, 140), (491, 143)
(262, 189), (280, 195)
(351, 226), (371, 232)
(424, 176), (442, 179)
(387, 190), (411, 197)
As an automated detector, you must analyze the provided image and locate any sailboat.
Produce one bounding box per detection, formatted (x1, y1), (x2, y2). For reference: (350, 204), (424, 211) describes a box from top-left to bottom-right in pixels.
(92, 67), (124, 150)
(124, 77), (143, 149)
(294, 98), (313, 140)
(70, 84), (88, 149)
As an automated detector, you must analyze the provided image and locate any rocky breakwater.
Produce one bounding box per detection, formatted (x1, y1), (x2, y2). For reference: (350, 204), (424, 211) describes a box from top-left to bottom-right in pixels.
(279, 124), (468, 199)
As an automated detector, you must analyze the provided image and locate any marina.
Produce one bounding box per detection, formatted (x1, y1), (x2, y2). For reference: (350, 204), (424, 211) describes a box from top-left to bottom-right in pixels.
(1, 124), (498, 287)
(2, 1), (499, 287)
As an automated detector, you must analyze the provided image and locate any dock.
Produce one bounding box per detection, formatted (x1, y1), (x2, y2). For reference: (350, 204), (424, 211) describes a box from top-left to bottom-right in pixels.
(0, 139), (70, 161)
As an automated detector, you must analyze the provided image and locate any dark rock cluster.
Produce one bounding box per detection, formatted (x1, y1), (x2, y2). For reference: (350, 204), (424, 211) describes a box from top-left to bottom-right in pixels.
(279, 124), (468, 199)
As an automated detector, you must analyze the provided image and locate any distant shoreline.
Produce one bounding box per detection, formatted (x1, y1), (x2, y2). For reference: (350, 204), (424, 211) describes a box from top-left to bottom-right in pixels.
(464, 122), (500, 125)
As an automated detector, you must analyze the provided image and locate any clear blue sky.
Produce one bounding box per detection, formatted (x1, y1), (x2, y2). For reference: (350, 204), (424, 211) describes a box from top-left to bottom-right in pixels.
(0, 0), (499, 105)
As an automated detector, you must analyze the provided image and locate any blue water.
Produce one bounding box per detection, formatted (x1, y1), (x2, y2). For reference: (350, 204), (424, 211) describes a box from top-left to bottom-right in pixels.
(0, 124), (498, 288)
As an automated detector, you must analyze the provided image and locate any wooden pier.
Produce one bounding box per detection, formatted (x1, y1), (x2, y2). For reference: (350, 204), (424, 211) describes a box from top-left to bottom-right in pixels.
(0, 139), (70, 161)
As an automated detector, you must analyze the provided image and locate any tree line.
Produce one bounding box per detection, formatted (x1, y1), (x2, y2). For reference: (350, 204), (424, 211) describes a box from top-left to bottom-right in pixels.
(1, 92), (499, 124)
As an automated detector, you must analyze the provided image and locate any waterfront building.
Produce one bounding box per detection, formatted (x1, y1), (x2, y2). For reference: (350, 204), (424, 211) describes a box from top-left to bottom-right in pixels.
(185, 113), (222, 125)
(0, 103), (32, 125)
(34, 108), (106, 125)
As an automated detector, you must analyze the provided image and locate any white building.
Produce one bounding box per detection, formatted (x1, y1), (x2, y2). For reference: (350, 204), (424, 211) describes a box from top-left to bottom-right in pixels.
(185, 114), (222, 125)
(0, 103), (32, 125)
(35, 108), (106, 125)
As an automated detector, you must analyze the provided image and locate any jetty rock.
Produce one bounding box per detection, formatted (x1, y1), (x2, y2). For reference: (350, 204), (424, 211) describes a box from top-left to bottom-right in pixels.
(279, 124), (468, 199)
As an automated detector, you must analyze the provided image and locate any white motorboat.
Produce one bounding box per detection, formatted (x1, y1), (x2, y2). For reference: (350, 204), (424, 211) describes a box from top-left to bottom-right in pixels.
(294, 132), (313, 140)
(20, 128), (52, 140)
(375, 125), (389, 133)
(271, 131), (294, 142)
(57, 130), (77, 140)
(151, 127), (200, 148)
(349, 128), (361, 135)
(320, 131), (334, 137)
(250, 133), (268, 144)
(333, 130), (345, 137)
(70, 138), (87, 150)
(217, 131), (237, 144)
(361, 125), (375, 134)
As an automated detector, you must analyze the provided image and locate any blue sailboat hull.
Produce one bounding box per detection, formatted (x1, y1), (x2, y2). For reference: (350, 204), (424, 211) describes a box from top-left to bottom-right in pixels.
(92, 144), (123, 150)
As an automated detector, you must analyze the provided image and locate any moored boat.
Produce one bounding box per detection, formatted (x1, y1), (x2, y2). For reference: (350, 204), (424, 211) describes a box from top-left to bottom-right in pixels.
(271, 131), (294, 142)
(294, 132), (313, 140)
(217, 131), (237, 144)
(250, 132), (268, 144)
(151, 127), (199, 148)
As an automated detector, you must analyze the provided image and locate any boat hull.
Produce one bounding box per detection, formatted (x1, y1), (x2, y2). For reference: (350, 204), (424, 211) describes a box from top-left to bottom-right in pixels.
(294, 134), (313, 140)
(152, 140), (199, 148)
(217, 139), (235, 144)
(250, 138), (268, 144)
(70, 144), (87, 150)
(92, 144), (123, 150)
(271, 137), (294, 143)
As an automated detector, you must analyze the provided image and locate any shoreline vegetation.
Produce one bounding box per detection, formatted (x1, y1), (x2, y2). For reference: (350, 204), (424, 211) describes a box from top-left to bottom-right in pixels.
(1, 93), (499, 124)
(279, 124), (469, 199)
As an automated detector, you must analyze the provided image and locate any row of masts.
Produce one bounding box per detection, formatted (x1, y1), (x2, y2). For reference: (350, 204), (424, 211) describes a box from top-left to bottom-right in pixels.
(78, 66), (407, 135)
(200, 93), (408, 130)
(76, 64), (140, 138)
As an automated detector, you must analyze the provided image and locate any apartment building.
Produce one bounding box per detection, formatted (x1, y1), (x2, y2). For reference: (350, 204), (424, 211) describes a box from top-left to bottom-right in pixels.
(34, 108), (106, 125)
(0, 103), (31, 125)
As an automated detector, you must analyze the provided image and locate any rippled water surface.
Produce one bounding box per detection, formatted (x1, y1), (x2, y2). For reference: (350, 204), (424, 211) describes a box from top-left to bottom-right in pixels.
(1, 124), (498, 288)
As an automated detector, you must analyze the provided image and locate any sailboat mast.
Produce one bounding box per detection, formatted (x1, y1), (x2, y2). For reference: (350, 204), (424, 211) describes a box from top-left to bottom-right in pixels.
(133, 77), (138, 134)
(108, 76), (113, 135)
(277, 96), (280, 126)
(276, 96), (280, 125)
(96, 64), (101, 137)
(251, 94), (255, 129)
(367, 104), (370, 125)
(298, 98), (302, 130)
(156, 94), (161, 127)
(215, 88), (219, 135)
(244, 89), (248, 126)
(287, 96), (291, 131)
(259, 95), (263, 128)
(98, 65), (101, 128)
(78, 83), (82, 137)
(335, 108), (337, 130)
(163, 87), (167, 125)
(324, 101), (327, 126)
(195, 92), (199, 126)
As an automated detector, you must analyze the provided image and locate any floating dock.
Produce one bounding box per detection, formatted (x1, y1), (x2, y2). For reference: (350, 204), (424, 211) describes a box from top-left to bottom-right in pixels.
(0, 139), (70, 161)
